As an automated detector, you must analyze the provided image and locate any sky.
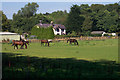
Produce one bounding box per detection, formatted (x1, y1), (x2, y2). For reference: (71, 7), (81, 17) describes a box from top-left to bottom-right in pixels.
(0, 0), (120, 2)
(1, 0), (119, 19)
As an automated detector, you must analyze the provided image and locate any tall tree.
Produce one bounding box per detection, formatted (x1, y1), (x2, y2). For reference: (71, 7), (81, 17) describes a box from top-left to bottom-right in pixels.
(17, 2), (39, 18)
(1, 11), (11, 31)
(45, 10), (68, 25)
(66, 5), (85, 34)
(11, 2), (40, 33)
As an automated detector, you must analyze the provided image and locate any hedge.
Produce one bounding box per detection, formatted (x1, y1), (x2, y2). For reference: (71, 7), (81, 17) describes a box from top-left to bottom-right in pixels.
(31, 26), (54, 39)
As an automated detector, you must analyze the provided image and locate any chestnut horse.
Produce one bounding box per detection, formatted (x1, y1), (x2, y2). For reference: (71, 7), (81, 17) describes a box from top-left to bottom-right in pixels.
(67, 39), (78, 45)
(41, 40), (49, 46)
(12, 40), (29, 49)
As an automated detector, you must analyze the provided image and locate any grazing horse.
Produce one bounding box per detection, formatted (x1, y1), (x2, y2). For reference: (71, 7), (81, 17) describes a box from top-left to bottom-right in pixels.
(67, 39), (78, 45)
(12, 40), (29, 49)
(41, 40), (50, 46)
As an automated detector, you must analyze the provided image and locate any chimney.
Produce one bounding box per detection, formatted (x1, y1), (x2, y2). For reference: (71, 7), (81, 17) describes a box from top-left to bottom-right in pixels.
(50, 21), (54, 26)
(39, 20), (42, 25)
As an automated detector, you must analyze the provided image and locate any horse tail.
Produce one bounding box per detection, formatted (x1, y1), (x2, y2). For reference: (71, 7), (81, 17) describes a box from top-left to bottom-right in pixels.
(76, 40), (79, 45)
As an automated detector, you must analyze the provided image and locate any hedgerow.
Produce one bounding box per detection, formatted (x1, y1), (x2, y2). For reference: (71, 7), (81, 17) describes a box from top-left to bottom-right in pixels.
(31, 26), (54, 39)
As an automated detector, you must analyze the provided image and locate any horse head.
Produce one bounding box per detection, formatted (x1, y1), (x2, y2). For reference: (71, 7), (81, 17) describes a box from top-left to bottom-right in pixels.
(67, 39), (70, 43)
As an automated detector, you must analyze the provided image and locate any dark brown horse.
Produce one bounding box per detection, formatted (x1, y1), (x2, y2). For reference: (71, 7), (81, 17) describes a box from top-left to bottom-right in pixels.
(67, 39), (78, 45)
(41, 40), (49, 46)
(12, 40), (29, 49)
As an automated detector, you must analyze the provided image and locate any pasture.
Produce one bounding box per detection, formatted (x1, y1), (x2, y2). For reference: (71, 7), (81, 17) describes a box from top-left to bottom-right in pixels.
(2, 39), (118, 61)
(1, 39), (120, 79)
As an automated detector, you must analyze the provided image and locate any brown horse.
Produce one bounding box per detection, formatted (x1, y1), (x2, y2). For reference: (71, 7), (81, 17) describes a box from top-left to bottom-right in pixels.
(67, 39), (78, 45)
(12, 40), (29, 49)
(41, 40), (49, 46)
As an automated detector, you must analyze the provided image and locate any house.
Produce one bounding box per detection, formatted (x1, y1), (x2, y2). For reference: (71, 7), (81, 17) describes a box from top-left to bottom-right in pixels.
(0, 32), (20, 42)
(36, 21), (66, 35)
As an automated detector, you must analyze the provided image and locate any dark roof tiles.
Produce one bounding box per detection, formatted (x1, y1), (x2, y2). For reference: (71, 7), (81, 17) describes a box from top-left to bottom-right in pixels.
(36, 23), (66, 29)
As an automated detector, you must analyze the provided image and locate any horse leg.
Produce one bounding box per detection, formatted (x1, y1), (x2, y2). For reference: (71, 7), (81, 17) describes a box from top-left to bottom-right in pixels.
(45, 43), (47, 46)
(25, 43), (27, 49)
(20, 44), (24, 49)
(48, 42), (49, 46)
(76, 41), (78, 45)
(41, 42), (43, 46)
(20, 45), (22, 49)
(14, 44), (17, 49)
(13, 44), (15, 49)
(16, 45), (18, 49)
(74, 42), (75, 45)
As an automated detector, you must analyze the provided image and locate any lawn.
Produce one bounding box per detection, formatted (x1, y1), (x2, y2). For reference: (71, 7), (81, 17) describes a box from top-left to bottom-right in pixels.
(2, 39), (118, 61)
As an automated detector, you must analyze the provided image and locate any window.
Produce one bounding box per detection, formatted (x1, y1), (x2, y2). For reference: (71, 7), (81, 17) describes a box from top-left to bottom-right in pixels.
(61, 29), (64, 32)
(56, 28), (59, 32)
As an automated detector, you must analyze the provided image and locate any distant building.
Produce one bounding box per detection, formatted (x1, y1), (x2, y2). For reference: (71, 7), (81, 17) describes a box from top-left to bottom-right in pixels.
(0, 32), (20, 42)
(91, 31), (105, 34)
(91, 31), (117, 37)
(91, 31), (105, 37)
(36, 21), (66, 35)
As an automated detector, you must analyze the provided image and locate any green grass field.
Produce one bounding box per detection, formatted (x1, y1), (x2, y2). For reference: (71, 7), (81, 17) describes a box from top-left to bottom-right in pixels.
(2, 39), (118, 61)
(2, 39), (120, 79)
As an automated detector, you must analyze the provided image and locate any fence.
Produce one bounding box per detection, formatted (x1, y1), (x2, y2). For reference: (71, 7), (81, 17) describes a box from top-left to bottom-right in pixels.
(29, 36), (118, 43)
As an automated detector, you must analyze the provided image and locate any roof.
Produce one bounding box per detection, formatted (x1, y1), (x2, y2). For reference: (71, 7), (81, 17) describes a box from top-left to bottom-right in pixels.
(91, 31), (105, 34)
(53, 24), (66, 29)
(36, 23), (66, 29)
(0, 32), (18, 35)
(36, 23), (52, 28)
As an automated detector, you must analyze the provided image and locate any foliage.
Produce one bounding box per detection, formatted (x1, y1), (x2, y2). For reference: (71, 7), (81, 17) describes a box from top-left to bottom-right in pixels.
(16, 2), (39, 18)
(2, 2), (119, 36)
(66, 3), (119, 35)
(66, 5), (85, 34)
(1, 11), (11, 31)
(44, 10), (68, 25)
(31, 26), (54, 39)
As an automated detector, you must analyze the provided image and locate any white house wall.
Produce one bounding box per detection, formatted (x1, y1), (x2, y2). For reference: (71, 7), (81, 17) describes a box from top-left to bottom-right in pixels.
(63, 30), (66, 34)
(0, 34), (20, 41)
(53, 28), (64, 35)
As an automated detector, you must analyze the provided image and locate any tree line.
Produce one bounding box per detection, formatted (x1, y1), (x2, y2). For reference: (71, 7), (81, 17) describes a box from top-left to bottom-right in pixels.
(1, 2), (120, 36)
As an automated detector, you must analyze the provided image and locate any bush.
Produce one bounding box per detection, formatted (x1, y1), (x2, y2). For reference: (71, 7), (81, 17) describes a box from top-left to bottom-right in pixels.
(31, 26), (54, 39)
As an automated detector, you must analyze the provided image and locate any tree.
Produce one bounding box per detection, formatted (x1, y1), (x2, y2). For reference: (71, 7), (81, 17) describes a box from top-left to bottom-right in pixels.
(17, 2), (39, 18)
(1, 11), (11, 31)
(45, 10), (68, 25)
(82, 16), (93, 32)
(66, 5), (85, 34)
(11, 3), (40, 33)
(95, 9), (118, 32)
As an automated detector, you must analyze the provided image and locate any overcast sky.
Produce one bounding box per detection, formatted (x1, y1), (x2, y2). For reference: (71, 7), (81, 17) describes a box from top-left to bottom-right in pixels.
(1, 0), (119, 19)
